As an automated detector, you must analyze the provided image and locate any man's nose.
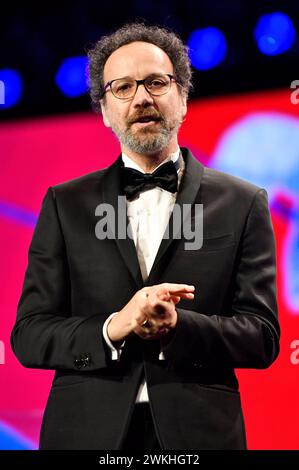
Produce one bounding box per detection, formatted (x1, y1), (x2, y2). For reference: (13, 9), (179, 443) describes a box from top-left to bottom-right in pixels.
(131, 83), (154, 106)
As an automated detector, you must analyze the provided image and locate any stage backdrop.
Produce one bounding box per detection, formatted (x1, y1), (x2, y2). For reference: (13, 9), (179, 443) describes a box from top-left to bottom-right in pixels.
(0, 88), (298, 449)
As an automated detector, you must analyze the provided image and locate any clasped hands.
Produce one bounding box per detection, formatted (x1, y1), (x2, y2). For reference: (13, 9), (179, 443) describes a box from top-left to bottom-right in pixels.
(107, 283), (195, 343)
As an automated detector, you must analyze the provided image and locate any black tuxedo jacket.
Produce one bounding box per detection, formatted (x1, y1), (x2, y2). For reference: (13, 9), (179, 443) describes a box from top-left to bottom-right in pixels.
(11, 147), (280, 450)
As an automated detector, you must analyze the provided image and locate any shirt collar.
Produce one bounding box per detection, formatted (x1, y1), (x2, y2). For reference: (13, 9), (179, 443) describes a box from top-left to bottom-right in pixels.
(121, 147), (181, 174)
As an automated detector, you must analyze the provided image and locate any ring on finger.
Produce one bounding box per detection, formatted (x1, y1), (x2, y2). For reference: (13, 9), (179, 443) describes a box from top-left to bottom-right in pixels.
(141, 319), (151, 328)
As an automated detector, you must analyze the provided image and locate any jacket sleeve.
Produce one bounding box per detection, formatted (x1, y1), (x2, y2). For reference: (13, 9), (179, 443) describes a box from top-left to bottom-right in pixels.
(161, 188), (280, 369)
(10, 187), (116, 371)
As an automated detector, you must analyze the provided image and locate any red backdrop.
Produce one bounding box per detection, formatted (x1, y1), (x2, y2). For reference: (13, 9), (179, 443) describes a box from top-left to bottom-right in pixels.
(0, 88), (298, 449)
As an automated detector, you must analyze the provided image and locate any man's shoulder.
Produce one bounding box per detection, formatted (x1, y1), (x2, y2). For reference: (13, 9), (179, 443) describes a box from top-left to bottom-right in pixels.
(202, 165), (263, 199)
(50, 167), (110, 195)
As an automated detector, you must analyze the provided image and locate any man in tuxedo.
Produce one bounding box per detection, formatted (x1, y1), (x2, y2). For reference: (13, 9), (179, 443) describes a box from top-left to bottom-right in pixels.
(11, 23), (280, 450)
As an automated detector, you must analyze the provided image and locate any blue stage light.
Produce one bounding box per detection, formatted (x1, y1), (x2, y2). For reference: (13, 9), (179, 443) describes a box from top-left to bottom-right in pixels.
(254, 12), (295, 56)
(55, 56), (88, 98)
(188, 27), (227, 71)
(0, 69), (23, 109)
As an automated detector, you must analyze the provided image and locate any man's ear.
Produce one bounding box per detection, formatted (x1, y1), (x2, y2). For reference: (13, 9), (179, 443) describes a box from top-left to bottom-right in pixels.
(100, 101), (111, 128)
(180, 93), (187, 121)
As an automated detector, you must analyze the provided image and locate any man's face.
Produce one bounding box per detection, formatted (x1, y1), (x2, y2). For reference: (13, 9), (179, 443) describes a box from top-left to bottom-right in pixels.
(100, 41), (187, 155)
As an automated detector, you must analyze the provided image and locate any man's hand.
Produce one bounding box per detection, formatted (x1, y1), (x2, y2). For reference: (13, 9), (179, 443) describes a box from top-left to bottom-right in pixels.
(107, 283), (195, 342)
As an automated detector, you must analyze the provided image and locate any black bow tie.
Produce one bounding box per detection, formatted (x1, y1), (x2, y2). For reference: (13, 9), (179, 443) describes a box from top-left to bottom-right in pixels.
(120, 160), (178, 200)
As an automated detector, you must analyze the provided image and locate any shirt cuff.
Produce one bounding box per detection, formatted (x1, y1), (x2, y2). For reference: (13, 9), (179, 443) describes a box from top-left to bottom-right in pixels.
(102, 312), (125, 361)
(159, 350), (165, 360)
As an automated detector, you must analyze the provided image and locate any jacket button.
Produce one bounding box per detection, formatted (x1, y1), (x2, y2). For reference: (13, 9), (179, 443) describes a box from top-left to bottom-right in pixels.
(74, 358), (83, 369)
(74, 353), (91, 369)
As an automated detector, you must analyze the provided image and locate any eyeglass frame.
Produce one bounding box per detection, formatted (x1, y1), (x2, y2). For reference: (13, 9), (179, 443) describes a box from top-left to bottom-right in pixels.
(99, 73), (180, 100)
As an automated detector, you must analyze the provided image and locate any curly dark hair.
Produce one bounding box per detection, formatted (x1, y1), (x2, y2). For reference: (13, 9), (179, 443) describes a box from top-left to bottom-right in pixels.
(87, 22), (193, 114)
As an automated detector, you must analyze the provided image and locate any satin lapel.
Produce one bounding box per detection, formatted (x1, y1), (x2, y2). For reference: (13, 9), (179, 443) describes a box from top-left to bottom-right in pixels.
(102, 154), (144, 290)
(144, 147), (204, 286)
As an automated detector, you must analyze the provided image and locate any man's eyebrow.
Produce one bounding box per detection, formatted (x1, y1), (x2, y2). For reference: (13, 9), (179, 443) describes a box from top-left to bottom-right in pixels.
(111, 75), (132, 81)
(103, 75), (132, 84)
(145, 72), (171, 78)
(109, 72), (171, 82)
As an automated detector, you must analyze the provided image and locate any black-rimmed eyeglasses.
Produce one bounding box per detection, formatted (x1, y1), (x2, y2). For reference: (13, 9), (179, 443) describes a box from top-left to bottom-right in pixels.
(100, 73), (179, 100)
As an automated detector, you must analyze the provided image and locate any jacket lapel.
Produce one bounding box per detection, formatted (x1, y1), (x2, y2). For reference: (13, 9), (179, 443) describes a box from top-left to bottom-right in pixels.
(102, 155), (144, 290)
(145, 147), (204, 285)
(102, 147), (204, 289)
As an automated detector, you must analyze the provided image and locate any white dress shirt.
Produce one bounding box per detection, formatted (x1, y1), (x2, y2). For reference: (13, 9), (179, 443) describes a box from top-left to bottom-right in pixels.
(102, 147), (185, 402)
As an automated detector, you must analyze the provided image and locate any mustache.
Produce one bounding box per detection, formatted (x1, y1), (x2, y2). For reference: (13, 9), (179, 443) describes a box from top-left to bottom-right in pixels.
(128, 111), (164, 125)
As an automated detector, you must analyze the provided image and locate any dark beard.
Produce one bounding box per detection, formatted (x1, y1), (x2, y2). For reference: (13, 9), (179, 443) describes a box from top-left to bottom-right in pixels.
(112, 118), (181, 154)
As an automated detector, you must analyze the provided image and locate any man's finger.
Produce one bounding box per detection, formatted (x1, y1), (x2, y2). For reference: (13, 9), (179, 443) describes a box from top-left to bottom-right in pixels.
(156, 291), (194, 300)
(162, 283), (195, 292)
(168, 291), (195, 297)
(144, 284), (195, 300)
